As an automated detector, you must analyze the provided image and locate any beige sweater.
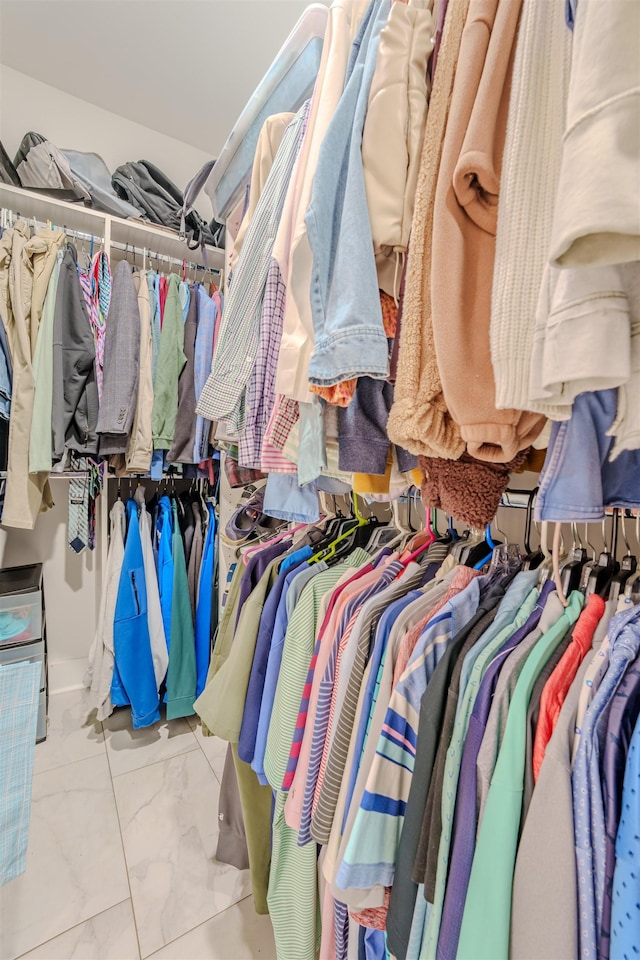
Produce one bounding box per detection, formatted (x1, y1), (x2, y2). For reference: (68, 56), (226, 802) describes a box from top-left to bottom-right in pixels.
(387, 0), (469, 460)
(430, 0), (544, 463)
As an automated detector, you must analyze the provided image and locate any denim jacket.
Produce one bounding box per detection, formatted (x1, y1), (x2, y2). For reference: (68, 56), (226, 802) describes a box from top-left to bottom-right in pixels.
(305, 0), (391, 388)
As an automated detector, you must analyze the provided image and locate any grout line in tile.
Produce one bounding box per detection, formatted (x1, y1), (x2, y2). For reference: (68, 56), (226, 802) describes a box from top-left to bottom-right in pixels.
(141, 895), (257, 960)
(191, 734), (225, 784)
(31, 747), (109, 782)
(107, 736), (201, 779)
(104, 733), (143, 960)
(13, 899), (133, 960)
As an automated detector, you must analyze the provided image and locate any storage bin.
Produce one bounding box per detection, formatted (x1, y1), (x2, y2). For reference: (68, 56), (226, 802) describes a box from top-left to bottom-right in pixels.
(0, 590), (42, 647)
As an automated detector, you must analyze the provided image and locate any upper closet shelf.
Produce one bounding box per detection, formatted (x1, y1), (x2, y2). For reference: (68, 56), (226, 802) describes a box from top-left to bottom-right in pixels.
(0, 182), (225, 271)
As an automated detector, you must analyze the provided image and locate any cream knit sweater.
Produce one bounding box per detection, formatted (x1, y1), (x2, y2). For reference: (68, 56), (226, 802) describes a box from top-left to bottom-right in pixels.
(387, 0), (469, 459)
(489, 0), (571, 414)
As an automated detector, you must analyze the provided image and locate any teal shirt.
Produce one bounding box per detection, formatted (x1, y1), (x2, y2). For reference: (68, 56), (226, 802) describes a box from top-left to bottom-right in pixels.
(457, 590), (584, 960)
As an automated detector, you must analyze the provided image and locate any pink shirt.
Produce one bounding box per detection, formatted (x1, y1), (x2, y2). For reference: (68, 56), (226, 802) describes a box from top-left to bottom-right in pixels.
(284, 557), (398, 831)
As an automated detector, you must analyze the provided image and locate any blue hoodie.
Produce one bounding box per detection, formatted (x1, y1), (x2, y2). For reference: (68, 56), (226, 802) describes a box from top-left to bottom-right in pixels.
(111, 500), (160, 728)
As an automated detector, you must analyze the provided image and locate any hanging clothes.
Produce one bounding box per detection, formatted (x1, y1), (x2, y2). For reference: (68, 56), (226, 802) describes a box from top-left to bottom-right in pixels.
(111, 499), (161, 729)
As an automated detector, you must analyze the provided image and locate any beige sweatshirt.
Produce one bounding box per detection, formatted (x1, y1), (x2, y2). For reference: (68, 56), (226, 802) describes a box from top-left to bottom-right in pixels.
(430, 0), (544, 463)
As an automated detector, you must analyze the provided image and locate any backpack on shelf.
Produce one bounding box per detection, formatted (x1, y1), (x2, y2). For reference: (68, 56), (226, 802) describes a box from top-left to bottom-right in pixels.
(12, 132), (139, 219)
(13, 131), (91, 203)
(112, 159), (222, 249)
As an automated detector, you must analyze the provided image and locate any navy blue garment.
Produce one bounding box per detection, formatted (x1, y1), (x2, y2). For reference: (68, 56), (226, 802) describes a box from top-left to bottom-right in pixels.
(237, 556), (309, 764)
(111, 499), (161, 728)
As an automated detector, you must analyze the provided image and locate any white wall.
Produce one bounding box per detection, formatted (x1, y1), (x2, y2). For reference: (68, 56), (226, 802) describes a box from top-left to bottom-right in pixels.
(0, 65), (214, 211)
(0, 64), (223, 691)
(0, 480), (102, 693)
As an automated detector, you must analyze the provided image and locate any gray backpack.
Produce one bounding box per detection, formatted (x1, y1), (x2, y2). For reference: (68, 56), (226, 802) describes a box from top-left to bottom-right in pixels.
(13, 132), (139, 219)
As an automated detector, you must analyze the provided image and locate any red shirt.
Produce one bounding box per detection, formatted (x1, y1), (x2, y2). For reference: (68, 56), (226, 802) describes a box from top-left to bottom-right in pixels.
(533, 593), (605, 780)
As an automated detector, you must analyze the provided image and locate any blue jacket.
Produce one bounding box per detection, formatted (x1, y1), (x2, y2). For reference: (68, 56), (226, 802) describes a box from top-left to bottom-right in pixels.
(156, 496), (174, 650)
(194, 502), (216, 697)
(111, 500), (160, 728)
(305, 0), (391, 389)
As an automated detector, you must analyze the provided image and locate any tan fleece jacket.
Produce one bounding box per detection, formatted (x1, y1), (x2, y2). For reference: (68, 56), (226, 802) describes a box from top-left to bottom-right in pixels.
(431, 0), (545, 463)
(387, 0), (469, 460)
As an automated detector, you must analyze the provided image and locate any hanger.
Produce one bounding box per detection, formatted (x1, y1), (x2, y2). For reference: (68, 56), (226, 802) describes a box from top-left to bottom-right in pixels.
(241, 522), (304, 565)
(607, 510), (638, 603)
(487, 510), (523, 575)
(623, 511), (640, 602)
(366, 500), (399, 551)
(311, 494), (364, 564)
(461, 524), (499, 569)
(584, 515), (620, 596)
(558, 521), (589, 595)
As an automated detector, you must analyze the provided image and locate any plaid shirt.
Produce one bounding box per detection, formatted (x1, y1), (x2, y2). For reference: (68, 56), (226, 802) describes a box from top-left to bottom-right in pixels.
(261, 393), (299, 473)
(196, 102), (309, 435)
(238, 258), (286, 468)
(0, 660), (42, 884)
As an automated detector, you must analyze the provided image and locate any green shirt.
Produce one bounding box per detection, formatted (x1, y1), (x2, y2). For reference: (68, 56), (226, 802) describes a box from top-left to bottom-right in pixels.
(152, 274), (186, 448)
(166, 501), (197, 719)
(201, 554), (283, 741)
(456, 590), (584, 960)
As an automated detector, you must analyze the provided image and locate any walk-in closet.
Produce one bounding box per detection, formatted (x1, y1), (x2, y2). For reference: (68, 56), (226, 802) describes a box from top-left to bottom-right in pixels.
(0, 1), (639, 959)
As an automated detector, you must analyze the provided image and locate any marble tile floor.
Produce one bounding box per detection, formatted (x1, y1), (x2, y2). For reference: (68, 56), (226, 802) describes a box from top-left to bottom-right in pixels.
(0, 688), (276, 960)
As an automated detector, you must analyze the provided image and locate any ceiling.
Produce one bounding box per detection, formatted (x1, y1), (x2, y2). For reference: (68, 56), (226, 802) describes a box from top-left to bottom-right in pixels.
(0, 0), (326, 156)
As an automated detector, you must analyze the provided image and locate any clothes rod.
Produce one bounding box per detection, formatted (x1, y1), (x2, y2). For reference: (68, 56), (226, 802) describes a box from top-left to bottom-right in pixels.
(0, 207), (223, 276)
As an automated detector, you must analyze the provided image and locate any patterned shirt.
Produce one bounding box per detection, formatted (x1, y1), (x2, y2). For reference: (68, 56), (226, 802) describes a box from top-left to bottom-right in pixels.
(196, 103), (309, 435)
(610, 711), (640, 959)
(238, 259), (287, 469)
(572, 604), (640, 960)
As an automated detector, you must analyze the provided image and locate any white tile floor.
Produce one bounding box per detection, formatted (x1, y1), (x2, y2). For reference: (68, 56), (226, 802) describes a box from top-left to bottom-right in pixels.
(1, 689), (277, 960)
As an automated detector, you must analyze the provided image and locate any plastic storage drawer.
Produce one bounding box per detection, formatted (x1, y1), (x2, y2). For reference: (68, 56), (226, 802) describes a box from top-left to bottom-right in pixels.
(0, 590), (42, 647)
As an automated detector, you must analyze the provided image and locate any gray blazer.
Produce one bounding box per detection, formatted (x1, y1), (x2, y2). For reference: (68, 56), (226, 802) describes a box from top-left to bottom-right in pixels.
(52, 244), (98, 460)
(96, 259), (140, 454)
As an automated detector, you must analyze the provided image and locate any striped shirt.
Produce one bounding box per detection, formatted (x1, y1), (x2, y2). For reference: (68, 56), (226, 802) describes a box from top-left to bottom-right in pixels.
(196, 102), (309, 435)
(283, 562), (383, 832)
(334, 580), (482, 895)
(295, 559), (403, 844)
(311, 563), (428, 845)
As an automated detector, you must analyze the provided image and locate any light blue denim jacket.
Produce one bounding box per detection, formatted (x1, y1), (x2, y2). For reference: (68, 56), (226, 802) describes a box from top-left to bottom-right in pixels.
(305, 0), (391, 388)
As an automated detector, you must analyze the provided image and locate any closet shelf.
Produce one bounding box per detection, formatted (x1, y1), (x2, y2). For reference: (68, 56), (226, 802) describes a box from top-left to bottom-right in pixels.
(0, 183), (225, 271)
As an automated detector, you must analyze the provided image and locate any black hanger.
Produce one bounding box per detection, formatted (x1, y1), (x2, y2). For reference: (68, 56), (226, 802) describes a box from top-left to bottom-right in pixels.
(606, 511), (637, 603)
(560, 523), (589, 595)
(584, 516), (620, 596)
(521, 487), (544, 570)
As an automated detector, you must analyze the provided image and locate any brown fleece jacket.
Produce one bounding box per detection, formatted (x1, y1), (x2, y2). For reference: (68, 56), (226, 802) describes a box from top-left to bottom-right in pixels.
(386, 0), (469, 460)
